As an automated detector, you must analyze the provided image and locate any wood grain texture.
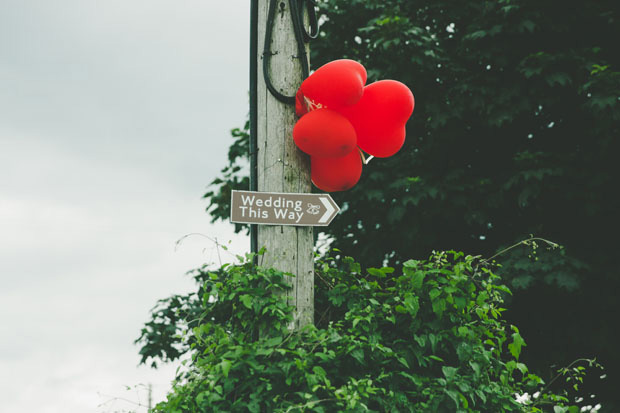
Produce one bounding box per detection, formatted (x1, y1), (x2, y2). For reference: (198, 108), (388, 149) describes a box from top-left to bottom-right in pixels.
(257, 0), (313, 329)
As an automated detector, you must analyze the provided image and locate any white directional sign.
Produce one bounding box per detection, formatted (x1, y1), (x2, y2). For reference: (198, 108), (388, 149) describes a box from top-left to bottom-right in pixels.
(230, 190), (340, 226)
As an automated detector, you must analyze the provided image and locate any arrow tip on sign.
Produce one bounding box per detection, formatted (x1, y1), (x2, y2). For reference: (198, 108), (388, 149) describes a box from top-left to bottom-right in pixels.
(318, 196), (337, 224)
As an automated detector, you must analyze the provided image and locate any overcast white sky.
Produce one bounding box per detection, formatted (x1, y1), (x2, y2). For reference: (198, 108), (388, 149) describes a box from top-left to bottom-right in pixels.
(0, 1), (250, 411)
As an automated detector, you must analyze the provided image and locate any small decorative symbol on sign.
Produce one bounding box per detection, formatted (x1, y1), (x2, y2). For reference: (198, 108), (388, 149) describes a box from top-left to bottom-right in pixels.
(230, 190), (340, 227)
(306, 204), (320, 215)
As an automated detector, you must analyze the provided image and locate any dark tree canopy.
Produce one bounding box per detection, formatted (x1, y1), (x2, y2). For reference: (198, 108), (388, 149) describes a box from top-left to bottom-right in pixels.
(199, 0), (619, 408)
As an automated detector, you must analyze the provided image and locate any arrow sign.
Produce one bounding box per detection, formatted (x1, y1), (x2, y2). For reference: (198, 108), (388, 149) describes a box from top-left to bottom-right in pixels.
(230, 190), (340, 227)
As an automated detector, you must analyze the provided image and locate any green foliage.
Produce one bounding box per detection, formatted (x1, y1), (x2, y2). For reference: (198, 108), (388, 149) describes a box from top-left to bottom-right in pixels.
(146, 251), (591, 412)
(136, 267), (221, 368)
(203, 0), (620, 406)
(203, 121), (250, 234)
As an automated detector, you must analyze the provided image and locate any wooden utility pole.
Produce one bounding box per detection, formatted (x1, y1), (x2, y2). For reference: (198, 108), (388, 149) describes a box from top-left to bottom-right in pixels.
(147, 383), (152, 412)
(255, 0), (314, 329)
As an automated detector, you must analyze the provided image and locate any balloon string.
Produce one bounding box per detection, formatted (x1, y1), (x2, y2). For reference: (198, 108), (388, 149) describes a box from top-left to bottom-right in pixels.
(304, 96), (325, 112)
(358, 148), (374, 165)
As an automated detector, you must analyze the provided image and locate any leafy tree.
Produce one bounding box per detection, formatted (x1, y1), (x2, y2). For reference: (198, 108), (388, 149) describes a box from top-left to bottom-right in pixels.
(203, 0), (619, 407)
(144, 251), (602, 412)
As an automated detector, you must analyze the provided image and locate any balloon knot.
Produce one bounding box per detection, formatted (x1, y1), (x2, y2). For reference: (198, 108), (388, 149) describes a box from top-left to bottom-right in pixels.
(304, 96), (326, 112)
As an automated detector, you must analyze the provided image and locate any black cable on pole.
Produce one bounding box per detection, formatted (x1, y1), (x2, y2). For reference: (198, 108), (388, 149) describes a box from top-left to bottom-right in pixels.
(250, 0), (258, 255)
(263, 0), (318, 104)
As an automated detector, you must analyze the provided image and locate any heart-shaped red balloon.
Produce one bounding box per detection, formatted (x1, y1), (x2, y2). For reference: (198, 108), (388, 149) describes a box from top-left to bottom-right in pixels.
(362, 125), (406, 159)
(337, 80), (414, 158)
(293, 108), (357, 158)
(296, 59), (367, 116)
(311, 149), (362, 192)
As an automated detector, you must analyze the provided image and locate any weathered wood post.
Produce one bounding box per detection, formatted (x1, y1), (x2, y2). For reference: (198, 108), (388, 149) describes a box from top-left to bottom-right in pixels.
(255, 0), (314, 329)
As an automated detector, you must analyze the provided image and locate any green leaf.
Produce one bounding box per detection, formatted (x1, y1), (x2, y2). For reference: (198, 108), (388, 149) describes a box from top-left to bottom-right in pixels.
(454, 296), (467, 309)
(399, 371), (423, 386)
(411, 271), (426, 289)
(248, 400), (260, 413)
(414, 335), (426, 347)
(404, 294), (420, 317)
(432, 298), (446, 318)
(445, 389), (460, 407)
(220, 359), (232, 377)
(476, 291), (489, 306)
(313, 366), (326, 377)
(265, 336), (283, 347)
(367, 267), (386, 278)
(458, 392), (469, 409)
(590, 64), (609, 75)
(428, 333), (440, 353)
(240, 294), (253, 309)
(442, 366), (458, 380)
(508, 331), (526, 360)
(469, 361), (481, 377)
(506, 360), (516, 374)
(351, 349), (364, 364)
(466, 30), (487, 40)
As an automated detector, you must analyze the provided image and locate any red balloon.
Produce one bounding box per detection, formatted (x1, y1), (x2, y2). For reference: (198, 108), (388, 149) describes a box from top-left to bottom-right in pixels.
(293, 109), (357, 158)
(363, 126), (406, 158)
(297, 60), (367, 116)
(338, 80), (414, 158)
(311, 150), (362, 192)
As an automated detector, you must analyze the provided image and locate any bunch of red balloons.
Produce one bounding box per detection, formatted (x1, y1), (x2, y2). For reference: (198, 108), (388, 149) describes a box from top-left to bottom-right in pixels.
(293, 59), (415, 192)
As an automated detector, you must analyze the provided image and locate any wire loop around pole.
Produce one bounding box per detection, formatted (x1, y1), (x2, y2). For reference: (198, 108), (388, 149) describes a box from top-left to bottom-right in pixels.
(263, 0), (319, 104)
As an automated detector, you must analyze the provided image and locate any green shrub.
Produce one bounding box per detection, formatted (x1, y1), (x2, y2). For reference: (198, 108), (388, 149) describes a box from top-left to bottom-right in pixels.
(146, 250), (595, 412)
